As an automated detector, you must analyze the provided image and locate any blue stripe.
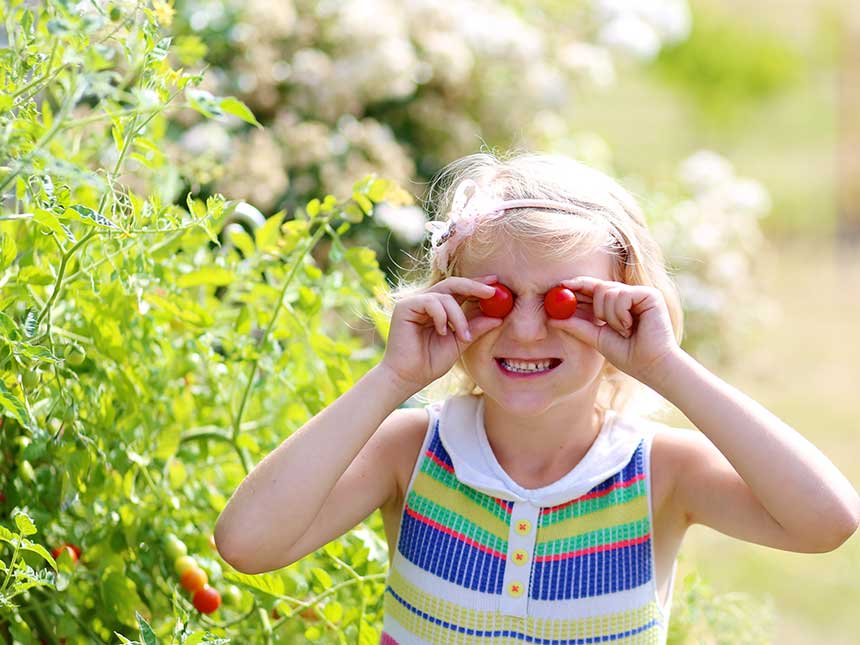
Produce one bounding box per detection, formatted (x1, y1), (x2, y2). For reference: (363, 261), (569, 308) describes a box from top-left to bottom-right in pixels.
(396, 510), (506, 593)
(587, 440), (645, 495)
(385, 586), (661, 644)
(531, 539), (652, 600)
(426, 421), (455, 469)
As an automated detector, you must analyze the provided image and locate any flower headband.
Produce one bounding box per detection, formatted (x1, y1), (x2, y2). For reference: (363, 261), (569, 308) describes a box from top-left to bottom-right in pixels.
(425, 178), (607, 273)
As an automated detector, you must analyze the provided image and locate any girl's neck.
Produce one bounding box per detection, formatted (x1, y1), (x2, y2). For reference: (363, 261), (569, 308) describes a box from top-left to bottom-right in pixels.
(481, 395), (606, 489)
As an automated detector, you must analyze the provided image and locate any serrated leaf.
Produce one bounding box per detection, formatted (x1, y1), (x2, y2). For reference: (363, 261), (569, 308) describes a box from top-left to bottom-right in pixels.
(14, 512), (36, 536)
(23, 310), (37, 337)
(0, 381), (29, 426)
(218, 96), (261, 128)
(0, 233), (16, 271)
(311, 567), (332, 590)
(136, 611), (158, 645)
(20, 542), (56, 568)
(176, 267), (235, 288)
(0, 526), (15, 543)
(255, 211), (286, 252)
(33, 208), (67, 239)
(223, 570), (285, 597)
(61, 204), (119, 229)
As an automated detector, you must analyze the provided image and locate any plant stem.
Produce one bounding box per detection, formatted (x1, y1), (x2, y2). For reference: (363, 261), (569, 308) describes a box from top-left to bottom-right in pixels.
(229, 217), (330, 473)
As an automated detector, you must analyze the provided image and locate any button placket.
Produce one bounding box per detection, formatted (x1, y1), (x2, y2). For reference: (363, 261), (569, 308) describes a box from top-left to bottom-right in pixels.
(499, 501), (539, 617)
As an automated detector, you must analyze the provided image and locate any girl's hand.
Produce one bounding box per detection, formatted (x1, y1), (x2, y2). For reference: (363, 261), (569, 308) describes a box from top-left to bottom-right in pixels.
(381, 275), (504, 393)
(548, 277), (681, 385)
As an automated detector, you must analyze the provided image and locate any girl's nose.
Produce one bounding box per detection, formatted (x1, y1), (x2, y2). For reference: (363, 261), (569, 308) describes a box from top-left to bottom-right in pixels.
(505, 299), (548, 342)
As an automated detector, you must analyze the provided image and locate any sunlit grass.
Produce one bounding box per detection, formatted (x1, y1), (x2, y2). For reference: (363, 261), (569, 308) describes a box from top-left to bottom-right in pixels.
(663, 240), (860, 644)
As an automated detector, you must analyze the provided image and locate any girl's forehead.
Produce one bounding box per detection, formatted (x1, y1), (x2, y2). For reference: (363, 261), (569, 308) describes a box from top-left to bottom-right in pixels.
(460, 244), (614, 291)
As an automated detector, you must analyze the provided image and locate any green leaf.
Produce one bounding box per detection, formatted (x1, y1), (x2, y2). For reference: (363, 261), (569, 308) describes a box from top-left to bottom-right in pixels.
(100, 568), (145, 627)
(176, 267), (235, 288)
(255, 211), (286, 253)
(19, 541), (55, 568)
(23, 310), (37, 337)
(223, 570), (285, 597)
(0, 380), (29, 426)
(14, 511), (37, 536)
(0, 233), (16, 271)
(61, 205), (119, 229)
(185, 88), (223, 120)
(136, 611), (158, 645)
(150, 37), (171, 61)
(218, 96), (262, 128)
(34, 208), (73, 241)
(311, 567), (332, 590)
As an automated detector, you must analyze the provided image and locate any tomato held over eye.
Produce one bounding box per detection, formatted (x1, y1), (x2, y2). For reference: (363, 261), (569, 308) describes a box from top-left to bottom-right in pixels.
(544, 286), (577, 319)
(192, 585), (221, 614)
(478, 283), (514, 318)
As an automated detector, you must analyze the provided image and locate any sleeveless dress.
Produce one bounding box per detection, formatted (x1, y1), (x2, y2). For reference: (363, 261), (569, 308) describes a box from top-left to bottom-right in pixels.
(381, 394), (678, 644)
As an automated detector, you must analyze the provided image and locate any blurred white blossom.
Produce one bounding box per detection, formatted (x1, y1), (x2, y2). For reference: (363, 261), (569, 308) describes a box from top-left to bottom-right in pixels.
(373, 203), (428, 245)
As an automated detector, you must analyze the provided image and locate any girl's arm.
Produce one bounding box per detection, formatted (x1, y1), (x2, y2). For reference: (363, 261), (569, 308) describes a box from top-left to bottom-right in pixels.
(215, 275), (502, 573)
(214, 364), (418, 573)
(646, 349), (860, 552)
(554, 275), (860, 553)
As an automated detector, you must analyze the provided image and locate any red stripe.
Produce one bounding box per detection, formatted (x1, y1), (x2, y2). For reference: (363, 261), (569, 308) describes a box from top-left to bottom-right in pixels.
(425, 449), (455, 473)
(534, 533), (651, 563)
(404, 506), (507, 559)
(541, 473), (645, 515)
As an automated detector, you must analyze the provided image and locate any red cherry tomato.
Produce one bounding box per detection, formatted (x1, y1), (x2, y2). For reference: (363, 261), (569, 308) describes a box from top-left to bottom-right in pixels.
(51, 544), (78, 564)
(478, 283), (514, 318)
(544, 286), (577, 319)
(180, 566), (208, 593)
(192, 585), (221, 614)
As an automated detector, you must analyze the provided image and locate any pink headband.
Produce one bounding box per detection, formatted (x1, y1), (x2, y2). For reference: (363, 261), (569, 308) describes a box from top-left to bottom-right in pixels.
(425, 179), (606, 272)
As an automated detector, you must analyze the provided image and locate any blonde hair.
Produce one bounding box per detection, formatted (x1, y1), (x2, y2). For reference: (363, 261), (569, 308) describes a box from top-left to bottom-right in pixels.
(383, 150), (684, 418)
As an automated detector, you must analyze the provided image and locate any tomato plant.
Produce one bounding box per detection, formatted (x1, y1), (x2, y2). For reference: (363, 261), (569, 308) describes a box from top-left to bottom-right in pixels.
(478, 282), (514, 318)
(544, 286), (578, 319)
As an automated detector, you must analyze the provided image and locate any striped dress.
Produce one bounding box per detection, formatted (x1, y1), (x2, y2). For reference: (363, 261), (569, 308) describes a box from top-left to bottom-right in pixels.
(382, 394), (677, 644)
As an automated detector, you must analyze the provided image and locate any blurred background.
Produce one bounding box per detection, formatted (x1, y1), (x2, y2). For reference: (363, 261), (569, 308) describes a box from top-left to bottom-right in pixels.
(159, 0), (858, 641)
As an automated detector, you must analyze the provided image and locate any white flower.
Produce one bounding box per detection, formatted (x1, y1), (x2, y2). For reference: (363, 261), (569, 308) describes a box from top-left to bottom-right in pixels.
(679, 150), (735, 193)
(374, 203), (428, 245)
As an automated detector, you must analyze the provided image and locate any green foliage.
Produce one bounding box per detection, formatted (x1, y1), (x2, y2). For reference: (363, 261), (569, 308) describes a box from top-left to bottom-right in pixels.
(667, 569), (775, 644)
(0, 0), (395, 642)
(652, 6), (805, 126)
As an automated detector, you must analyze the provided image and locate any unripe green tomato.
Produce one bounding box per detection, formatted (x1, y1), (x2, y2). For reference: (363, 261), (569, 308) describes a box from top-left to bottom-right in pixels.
(21, 369), (40, 389)
(174, 555), (196, 575)
(222, 584), (242, 607)
(109, 5), (121, 21)
(20, 460), (36, 482)
(64, 344), (86, 367)
(164, 535), (187, 560)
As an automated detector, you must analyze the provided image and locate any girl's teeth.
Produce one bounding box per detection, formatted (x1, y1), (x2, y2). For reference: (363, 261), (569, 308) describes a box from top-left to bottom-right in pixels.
(501, 359), (553, 372)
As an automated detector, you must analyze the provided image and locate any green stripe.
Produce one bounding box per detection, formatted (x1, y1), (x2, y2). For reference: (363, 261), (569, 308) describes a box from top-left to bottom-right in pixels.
(406, 490), (509, 554)
(540, 479), (647, 527)
(535, 518), (650, 558)
(419, 456), (511, 522)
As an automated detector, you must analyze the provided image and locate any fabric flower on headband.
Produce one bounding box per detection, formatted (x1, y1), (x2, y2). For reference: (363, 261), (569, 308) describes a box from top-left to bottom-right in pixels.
(425, 179), (600, 273)
(425, 179), (504, 273)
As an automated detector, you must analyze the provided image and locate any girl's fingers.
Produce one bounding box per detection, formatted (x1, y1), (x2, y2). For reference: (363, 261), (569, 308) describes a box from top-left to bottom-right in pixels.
(438, 294), (471, 340)
(591, 283), (608, 326)
(615, 291), (634, 335)
(428, 275), (498, 303)
(601, 287), (627, 335)
(417, 295), (448, 336)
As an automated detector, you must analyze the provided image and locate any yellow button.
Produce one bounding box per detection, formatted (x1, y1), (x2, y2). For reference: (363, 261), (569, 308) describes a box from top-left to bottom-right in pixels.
(514, 519), (531, 536)
(511, 549), (528, 565)
(507, 581), (525, 598)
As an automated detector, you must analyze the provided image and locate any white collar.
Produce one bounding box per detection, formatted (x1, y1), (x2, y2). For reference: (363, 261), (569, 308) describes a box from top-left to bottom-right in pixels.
(436, 394), (649, 506)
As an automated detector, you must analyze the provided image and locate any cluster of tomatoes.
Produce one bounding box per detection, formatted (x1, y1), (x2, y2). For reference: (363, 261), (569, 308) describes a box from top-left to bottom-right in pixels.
(165, 534), (241, 614)
(479, 282), (577, 319)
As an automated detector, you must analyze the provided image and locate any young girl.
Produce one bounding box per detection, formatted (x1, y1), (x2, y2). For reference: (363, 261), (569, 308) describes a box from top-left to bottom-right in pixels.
(214, 152), (860, 643)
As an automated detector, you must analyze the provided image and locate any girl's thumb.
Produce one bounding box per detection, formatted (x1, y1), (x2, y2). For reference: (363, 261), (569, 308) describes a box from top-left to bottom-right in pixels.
(550, 317), (599, 348)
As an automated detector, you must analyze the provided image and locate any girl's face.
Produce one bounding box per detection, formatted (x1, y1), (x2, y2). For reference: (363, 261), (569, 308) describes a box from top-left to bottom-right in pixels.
(457, 241), (614, 416)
